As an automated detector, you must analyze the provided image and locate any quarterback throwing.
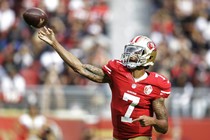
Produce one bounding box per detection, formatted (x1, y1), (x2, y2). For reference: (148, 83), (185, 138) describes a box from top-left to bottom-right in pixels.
(38, 27), (171, 140)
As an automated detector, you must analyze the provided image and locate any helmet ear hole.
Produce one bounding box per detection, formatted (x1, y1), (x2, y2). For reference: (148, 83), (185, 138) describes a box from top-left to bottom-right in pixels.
(144, 66), (149, 69)
(149, 56), (153, 60)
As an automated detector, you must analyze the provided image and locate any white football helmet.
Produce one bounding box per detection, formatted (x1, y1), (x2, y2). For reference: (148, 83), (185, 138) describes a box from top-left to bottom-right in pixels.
(121, 35), (157, 69)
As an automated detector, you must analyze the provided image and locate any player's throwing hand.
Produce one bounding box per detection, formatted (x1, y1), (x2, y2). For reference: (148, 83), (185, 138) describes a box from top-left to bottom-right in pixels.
(38, 27), (55, 46)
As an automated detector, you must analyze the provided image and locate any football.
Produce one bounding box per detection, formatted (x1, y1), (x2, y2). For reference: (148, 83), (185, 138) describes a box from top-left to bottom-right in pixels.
(23, 7), (48, 28)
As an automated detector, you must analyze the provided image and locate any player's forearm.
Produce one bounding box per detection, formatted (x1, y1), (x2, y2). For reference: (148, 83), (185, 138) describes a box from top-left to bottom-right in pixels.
(51, 41), (108, 83)
(153, 118), (168, 134)
(52, 40), (83, 73)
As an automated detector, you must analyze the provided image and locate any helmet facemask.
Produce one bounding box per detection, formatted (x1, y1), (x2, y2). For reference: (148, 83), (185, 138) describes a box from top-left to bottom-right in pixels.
(121, 45), (147, 69)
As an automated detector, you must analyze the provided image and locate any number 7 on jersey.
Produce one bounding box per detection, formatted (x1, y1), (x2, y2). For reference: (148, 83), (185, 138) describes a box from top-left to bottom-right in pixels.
(121, 93), (140, 123)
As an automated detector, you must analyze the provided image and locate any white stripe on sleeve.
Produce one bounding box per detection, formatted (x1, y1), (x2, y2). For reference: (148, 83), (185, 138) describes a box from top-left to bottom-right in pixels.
(104, 65), (111, 74)
(160, 90), (171, 95)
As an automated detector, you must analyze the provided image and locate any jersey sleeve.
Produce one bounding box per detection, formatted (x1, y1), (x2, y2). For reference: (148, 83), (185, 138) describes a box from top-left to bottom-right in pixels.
(159, 79), (171, 98)
(102, 59), (118, 78)
(151, 72), (171, 99)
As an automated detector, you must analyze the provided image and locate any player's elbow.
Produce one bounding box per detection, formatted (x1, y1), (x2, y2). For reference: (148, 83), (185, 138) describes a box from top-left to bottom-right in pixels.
(153, 118), (168, 134)
(156, 127), (168, 134)
(154, 123), (168, 134)
(161, 128), (168, 134)
(71, 64), (84, 74)
(74, 67), (84, 75)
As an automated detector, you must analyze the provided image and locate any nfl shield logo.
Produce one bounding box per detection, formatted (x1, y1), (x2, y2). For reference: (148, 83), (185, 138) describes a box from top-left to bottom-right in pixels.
(144, 85), (153, 95)
(132, 84), (137, 89)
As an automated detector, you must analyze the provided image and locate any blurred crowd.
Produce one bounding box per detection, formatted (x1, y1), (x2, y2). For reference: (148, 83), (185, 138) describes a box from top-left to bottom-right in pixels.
(0, 0), (110, 104)
(1, 0), (210, 117)
(150, 0), (210, 119)
(150, 0), (210, 87)
(14, 104), (63, 140)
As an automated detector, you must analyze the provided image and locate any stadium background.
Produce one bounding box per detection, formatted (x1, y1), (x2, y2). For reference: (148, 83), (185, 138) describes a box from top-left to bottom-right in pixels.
(0, 0), (210, 139)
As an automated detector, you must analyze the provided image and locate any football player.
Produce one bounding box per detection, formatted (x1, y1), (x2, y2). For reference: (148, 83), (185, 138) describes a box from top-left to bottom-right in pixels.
(38, 27), (171, 140)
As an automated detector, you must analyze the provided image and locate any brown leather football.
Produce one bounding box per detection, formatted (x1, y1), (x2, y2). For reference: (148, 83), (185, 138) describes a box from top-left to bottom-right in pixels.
(23, 7), (48, 28)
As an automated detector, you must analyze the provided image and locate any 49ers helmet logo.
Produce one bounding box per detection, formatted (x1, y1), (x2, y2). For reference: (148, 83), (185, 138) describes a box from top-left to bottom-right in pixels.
(147, 42), (156, 50)
(144, 85), (153, 95)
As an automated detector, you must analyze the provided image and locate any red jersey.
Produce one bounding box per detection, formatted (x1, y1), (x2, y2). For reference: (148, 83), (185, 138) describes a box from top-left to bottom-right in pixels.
(102, 60), (171, 139)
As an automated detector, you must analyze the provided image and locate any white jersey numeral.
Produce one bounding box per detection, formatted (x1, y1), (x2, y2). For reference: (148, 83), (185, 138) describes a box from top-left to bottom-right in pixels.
(121, 93), (140, 123)
(155, 73), (170, 83)
(155, 73), (165, 80)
